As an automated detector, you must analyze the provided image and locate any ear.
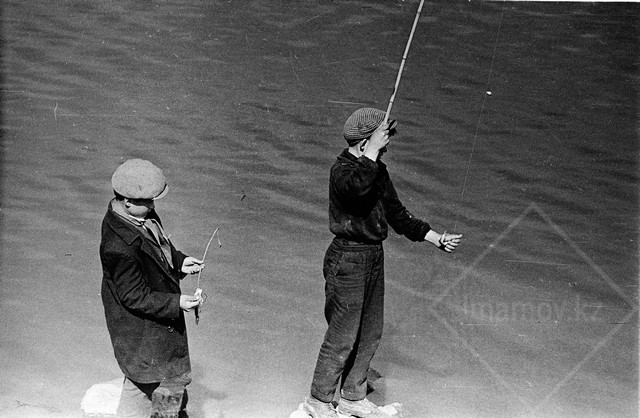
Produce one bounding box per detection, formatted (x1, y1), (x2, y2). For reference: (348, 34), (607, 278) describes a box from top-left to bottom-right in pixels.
(359, 139), (368, 152)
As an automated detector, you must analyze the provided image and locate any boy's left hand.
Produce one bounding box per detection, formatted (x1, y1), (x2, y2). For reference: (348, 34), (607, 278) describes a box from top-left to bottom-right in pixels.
(180, 294), (201, 312)
(181, 257), (204, 274)
(439, 232), (462, 253)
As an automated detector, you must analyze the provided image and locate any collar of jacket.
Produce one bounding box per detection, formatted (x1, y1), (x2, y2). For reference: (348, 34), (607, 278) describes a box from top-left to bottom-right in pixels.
(338, 148), (387, 169)
(105, 202), (179, 285)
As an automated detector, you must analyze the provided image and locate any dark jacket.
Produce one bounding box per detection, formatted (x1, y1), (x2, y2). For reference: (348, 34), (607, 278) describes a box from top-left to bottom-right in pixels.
(329, 149), (431, 243)
(100, 201), (190, 384)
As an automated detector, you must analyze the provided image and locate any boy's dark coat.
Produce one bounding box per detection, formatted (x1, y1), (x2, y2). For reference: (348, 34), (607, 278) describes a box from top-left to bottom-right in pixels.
(100, 205), (190, 384)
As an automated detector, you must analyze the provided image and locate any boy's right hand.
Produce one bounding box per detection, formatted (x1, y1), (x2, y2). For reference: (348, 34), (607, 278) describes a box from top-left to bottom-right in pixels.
(180, 295), (201, 312)
(363, 123), (391, 161)
(369, 123), (391, 150)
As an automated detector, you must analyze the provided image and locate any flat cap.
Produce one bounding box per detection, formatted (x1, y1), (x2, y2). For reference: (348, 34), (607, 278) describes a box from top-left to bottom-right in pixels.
(343, 108), (396, 146)
(111, 159), (168, 200)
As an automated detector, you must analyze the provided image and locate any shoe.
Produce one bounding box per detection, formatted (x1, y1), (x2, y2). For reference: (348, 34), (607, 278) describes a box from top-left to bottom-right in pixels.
(303, 396), (338, 418)
(337, 397), (391, 417)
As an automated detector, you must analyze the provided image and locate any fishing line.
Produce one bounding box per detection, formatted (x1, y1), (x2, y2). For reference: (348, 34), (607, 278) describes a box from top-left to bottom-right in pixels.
(384, 1), (506, 233)
(454, 1), (507, 232)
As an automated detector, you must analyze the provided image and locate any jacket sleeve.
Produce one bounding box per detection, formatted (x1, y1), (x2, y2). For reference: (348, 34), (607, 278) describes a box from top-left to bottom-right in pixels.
(332, 157), (380, 202)
(384, 178), (431, 242)
(170, 244), (188, 279)
(104, 251), (181, 319)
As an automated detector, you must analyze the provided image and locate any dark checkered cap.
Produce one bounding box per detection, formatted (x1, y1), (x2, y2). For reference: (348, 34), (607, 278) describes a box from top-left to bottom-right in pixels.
(111, 158), (168, 200)
(343, 108), (394, 146)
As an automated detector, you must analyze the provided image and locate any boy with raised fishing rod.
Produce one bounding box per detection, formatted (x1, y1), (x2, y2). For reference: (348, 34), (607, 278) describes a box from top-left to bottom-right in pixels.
(300, 108), (463, 418)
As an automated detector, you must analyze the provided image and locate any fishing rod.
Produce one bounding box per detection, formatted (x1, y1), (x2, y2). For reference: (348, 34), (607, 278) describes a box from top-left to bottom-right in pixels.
(383, 0), (426, 125)
(194, 227), (221, 324)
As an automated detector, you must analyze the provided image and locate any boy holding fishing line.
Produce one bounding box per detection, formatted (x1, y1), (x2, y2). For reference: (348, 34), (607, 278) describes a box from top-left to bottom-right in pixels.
(302, 108), (462, 418)
(100, 158), (204, 418)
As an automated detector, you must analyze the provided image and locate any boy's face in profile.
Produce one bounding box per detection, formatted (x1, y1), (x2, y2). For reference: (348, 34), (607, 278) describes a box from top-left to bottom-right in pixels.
(126, 198), (155, 219)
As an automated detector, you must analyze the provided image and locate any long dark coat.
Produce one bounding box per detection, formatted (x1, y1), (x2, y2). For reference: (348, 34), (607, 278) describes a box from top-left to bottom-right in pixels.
(100, 202), (190, 384)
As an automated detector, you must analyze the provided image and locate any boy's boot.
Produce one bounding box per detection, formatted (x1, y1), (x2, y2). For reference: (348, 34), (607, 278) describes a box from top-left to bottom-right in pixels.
(151, 384), (184, 418)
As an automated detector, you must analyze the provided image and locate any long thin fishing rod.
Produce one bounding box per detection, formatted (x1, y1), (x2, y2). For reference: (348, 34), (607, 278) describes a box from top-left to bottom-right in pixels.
(383, 0), (426, 125)
(454, 2), (507, 232)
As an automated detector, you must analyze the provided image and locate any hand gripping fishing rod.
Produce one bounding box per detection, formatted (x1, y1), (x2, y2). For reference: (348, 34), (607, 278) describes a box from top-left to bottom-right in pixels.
(383, 0), (426, 125)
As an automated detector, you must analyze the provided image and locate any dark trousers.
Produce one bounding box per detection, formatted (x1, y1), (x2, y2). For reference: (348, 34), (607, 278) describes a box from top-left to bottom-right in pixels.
(310, 238), (385, 403)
